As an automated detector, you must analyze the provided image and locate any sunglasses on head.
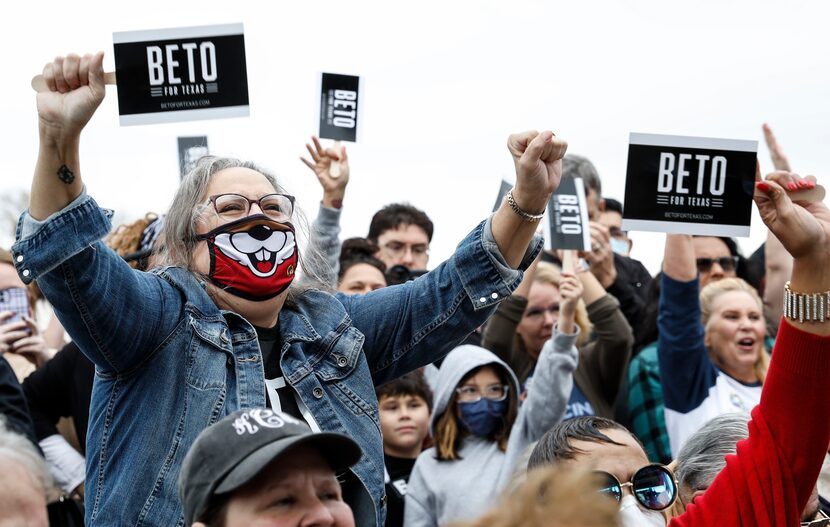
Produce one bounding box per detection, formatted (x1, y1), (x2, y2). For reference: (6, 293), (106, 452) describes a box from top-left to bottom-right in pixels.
(595, 464), (678, 511)
(695, 255), (739, 273)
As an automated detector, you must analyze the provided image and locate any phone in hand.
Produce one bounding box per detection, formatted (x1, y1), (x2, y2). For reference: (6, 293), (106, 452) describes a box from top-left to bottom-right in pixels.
(0, 288), (30, 326)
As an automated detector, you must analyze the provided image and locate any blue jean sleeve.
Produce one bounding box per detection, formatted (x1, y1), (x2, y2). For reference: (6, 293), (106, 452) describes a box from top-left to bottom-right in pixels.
(12, 195), (182, 375)
(340, 217), (542, 385)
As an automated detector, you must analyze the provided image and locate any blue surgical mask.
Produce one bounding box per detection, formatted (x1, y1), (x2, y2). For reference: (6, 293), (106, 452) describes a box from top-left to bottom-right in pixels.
(610, 237), (630, 256)
(458, 398), (507, 437)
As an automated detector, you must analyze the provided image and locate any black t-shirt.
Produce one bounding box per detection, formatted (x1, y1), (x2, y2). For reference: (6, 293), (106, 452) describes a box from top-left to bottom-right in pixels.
(384, 454), (417, 527)
(255, 324), (303, 422)
(22, 341), (94, 451)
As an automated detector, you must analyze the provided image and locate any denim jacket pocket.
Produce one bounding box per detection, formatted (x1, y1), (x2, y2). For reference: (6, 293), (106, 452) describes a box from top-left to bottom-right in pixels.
(186, 315), (231, 391)
(312, 326), (364, 381)
(312, 327), (379, 425)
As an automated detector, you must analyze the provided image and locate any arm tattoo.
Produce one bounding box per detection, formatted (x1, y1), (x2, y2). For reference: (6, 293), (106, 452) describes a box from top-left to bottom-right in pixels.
(57, 164), (75, 184)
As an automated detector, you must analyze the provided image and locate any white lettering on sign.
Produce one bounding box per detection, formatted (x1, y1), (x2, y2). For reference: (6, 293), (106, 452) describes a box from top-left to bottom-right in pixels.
(332, 90), (357, 128)
(146, 42), (218, 86)
(556, 194), (582, 234)
(165, 44), (181, 84)
(657, 152), (727, 197)
(147, 47), (164, 85)
(181, 43), (198, 82)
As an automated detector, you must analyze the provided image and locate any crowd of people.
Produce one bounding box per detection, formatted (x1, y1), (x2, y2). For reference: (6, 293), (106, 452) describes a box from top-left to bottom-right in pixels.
(2, 51), (830, 527)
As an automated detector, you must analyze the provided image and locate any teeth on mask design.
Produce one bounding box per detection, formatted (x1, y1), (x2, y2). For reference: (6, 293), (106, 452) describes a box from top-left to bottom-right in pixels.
(219, 224), (295, 278)
(198, 215), (299, 301)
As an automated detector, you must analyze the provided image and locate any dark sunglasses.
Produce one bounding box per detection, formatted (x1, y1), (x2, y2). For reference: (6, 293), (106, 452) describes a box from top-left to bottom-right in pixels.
(595, 464), (678, 511)
(695, 255), (739, 273)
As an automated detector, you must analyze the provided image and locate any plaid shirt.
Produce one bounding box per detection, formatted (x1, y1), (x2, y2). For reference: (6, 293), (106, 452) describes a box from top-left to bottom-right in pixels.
(627, 343), (672, 464)
(628, 336), (776, 465)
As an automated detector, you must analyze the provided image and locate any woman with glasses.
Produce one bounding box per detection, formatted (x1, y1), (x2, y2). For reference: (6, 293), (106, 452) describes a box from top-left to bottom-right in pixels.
(403, 274), (582, 527)
(481, 256), (634, 420)
(658, 233), (770, 458)
(12, 53), (566, 526)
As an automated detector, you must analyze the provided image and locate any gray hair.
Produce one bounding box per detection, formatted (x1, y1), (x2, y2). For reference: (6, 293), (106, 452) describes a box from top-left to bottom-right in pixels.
(155, 156), (332, 306)
(674, 412), (749, 503)
(562, 154), (602, 197)
(0, 418), (51, 499)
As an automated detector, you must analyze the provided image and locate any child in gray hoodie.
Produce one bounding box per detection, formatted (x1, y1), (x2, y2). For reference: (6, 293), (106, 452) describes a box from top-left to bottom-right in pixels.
(403, 273), (582, 526)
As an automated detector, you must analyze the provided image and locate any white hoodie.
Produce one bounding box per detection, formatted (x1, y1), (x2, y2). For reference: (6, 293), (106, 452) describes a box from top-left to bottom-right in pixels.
(404, 337), (578, 527)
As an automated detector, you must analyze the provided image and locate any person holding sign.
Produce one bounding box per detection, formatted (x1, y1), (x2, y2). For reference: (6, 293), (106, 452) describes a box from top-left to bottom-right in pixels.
(403, 324), (577, 526)
(524, 168), (830, 526)
(664, 169), (830, 525)
(481, 255), (633, 420)
(562, 155), (655, 351)
(658, 235), (770, 458)
(11, 52), (566, 526)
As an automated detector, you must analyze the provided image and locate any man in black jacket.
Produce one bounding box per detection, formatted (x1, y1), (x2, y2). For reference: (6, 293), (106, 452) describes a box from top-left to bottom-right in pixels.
(563, 155), (654, 350)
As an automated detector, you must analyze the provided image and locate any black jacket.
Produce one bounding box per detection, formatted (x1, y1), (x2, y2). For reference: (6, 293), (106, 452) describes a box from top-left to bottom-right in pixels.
(23, 341), (94, 452)
(0, 354), (38, 448)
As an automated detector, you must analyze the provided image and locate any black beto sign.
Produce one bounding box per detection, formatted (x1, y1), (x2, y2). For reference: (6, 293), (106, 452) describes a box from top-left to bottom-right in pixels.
(177, 136), (209, 179)
(622, 133), (757, 237)
(319, 73), (361, 142)
(113, 23), (249, 126)
(545, 176), (591, 251)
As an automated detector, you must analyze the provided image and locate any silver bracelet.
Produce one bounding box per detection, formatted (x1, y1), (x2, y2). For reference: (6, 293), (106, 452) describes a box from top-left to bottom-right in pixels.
(783, 281), (830, 323)
(506, 189), (546, 222)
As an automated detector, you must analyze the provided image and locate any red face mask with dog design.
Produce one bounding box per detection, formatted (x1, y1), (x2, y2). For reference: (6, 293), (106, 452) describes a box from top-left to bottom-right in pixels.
(196, 215), (298, 301)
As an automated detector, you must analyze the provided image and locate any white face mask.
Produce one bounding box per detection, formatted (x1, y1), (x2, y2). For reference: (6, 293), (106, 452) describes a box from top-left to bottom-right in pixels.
(619, 495), (666, 527)
(609, 236), (631, 256)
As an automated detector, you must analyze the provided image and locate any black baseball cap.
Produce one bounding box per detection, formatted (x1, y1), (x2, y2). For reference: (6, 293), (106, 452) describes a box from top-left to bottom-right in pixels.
(179, 408), (362, 525)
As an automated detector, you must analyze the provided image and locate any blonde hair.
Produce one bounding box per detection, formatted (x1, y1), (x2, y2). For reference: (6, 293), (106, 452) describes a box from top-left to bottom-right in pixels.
(434, 406), (463, 461)
(700, 277), (769, 383)
(450, 465), (620, 527)
(528, 262), (592, 347)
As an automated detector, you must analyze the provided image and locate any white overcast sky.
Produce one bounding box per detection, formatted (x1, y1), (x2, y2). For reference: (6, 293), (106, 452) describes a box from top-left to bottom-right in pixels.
(2, 0), (829, 275)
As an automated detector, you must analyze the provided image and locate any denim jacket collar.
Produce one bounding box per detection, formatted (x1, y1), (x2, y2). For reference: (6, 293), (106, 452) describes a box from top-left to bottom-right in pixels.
(157, 266), (341, 346)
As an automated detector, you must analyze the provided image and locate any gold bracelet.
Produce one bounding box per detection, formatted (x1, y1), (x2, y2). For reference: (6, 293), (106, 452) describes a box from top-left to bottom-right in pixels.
(506, 189), (546, 222)
(783, 281), (830, 323)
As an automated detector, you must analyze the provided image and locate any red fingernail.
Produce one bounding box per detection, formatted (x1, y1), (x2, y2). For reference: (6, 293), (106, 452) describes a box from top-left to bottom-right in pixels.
(787, 182), (798, 191)
(756, 182), (770, 192)
(808, 181), (816, 189)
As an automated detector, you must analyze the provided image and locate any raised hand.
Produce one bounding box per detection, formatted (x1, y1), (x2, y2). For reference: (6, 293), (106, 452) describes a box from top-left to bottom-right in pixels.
(507, 131), (568, 213)
(557, 269), (584, 336)
(579, 222), (617, 289)
(754, 170), (827, 265)
(300, 136), (349, 209)
(762, 123), (792, 172)
(8, 317), (55, 368)
(559, 272), (583, 317)
(37, 52), (106, 138)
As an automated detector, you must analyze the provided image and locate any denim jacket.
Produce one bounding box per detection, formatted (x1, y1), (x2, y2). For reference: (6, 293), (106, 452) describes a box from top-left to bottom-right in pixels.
(12, 194), (540, 526)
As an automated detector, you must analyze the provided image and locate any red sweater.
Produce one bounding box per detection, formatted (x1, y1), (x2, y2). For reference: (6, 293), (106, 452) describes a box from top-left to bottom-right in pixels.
(670, 319), (830, 526)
